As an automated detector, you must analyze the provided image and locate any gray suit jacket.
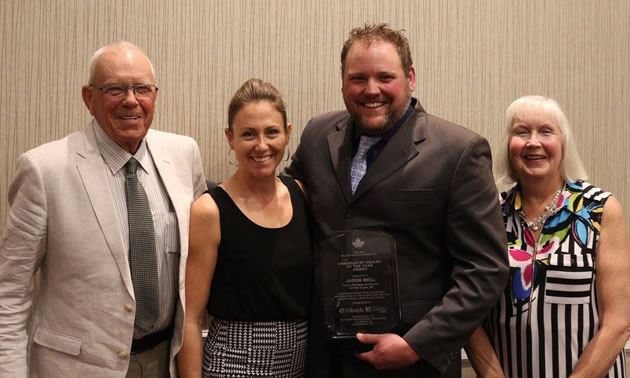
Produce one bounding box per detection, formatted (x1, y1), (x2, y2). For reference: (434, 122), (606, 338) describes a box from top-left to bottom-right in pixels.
(0, 122), (206, 377)
(285, 101), (508, 377)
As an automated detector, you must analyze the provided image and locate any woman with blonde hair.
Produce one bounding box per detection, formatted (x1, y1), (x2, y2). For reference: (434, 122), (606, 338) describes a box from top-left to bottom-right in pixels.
(466, 96), (630, 377)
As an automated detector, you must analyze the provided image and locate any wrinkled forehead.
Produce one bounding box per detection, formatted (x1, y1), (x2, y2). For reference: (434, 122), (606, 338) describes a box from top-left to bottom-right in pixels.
(344, 40), (405, 73)
(93, 47), (155, 84)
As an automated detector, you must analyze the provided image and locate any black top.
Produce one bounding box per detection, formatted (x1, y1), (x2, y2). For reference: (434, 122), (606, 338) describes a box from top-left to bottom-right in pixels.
(206, 176), (312, 321)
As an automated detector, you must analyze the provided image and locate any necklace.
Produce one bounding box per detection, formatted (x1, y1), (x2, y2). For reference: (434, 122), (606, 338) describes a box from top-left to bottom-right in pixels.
(522, 185), (564, 231)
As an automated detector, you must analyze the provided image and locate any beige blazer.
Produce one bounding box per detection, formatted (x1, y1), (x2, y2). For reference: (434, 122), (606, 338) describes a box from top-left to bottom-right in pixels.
(0, 122), (206, 377)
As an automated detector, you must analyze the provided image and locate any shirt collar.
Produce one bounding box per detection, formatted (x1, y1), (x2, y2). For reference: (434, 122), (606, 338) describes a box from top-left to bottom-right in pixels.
(92, 120), (150, 175)
(501, 181), (579, 218)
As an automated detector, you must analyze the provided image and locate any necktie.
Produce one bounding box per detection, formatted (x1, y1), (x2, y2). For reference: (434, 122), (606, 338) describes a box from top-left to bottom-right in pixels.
(350, 135), (380, 195)
(125, 158), (159, 331)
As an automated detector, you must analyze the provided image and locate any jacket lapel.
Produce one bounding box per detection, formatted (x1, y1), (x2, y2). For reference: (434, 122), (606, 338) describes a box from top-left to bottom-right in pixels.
(353, 108), (427, 199)
(145, 132), (188, 283)
(328, 119), (354, 204)
(145, 132), (177, 202)
(145, 132), (185, 222)
(75, 124), (134, 297)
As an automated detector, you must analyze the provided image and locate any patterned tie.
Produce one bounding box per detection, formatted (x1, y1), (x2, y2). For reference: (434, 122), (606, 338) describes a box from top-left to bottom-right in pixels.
(125, 158), (159, 331)
(350, 135), (380, 195)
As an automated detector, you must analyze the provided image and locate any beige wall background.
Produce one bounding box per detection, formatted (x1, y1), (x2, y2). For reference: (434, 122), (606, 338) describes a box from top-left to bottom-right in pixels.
(1, 0), (629, 235)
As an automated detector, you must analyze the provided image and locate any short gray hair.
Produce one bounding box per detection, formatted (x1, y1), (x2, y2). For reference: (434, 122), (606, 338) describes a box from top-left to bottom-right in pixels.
(87, 41), (156, 84)
(496, 95), (588, 189)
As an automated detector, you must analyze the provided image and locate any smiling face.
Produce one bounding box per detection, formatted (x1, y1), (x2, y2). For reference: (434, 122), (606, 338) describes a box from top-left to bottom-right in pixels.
(509, 103), (564, 183)
(82, 46), (157, 153)
(341, 41), (416, 135)
(226, 101), (291, 179)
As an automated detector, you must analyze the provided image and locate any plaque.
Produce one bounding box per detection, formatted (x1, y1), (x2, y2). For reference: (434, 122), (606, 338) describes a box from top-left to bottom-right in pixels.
(320, 230), (400, 352)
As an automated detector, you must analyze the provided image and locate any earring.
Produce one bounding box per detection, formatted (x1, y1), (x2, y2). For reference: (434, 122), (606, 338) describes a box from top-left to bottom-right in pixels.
(283, 145), (291, 162)
(228, 149), (239, 167)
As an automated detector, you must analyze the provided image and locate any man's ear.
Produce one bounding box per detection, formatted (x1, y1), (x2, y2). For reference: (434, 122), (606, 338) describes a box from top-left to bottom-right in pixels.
(407, 66), (416, 92)
(82, 86), (95, 115)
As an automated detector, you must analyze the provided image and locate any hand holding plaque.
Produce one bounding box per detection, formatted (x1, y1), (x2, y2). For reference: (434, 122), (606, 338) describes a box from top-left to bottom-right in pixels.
(320, 230), (400, 352)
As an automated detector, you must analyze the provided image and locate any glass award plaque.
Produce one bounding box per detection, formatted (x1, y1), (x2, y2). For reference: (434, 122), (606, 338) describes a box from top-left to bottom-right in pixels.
(320, 230), (400, 352)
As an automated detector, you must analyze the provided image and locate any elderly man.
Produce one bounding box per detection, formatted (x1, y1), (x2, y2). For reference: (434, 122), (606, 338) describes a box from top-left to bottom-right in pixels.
(0, 41), (206, 377)
(284, 24), (508, 377)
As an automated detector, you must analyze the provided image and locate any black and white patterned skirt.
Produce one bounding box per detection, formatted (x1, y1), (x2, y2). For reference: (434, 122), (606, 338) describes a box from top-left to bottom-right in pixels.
(202, 318), (308, 378)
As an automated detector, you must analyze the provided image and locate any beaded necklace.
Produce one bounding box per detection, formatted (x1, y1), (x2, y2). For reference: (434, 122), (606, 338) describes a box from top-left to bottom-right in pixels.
(522, 185), (564, 232)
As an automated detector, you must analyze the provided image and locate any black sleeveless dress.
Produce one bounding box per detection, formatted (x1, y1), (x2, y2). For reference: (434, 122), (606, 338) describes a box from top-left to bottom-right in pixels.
(202, 176), (312, 378)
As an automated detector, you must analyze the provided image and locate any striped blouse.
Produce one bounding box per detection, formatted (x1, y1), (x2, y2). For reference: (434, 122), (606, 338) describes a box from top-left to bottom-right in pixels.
(485, 181), (626, 378)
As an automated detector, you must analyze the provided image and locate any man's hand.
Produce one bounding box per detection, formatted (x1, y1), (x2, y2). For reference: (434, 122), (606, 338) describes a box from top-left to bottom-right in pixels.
(354, 333), (420, 369)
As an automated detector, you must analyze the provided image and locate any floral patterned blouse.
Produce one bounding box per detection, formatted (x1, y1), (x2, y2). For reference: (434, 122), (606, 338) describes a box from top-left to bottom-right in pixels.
(484, 180), (626, 378)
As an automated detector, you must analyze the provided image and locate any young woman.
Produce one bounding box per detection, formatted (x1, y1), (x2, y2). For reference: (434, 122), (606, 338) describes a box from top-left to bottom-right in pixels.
(177, 79), (311, 378)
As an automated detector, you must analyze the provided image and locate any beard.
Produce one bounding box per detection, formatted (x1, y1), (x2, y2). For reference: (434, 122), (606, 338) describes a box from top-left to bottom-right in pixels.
(352, 112), (392, 135)
(350, 89), (412, 136)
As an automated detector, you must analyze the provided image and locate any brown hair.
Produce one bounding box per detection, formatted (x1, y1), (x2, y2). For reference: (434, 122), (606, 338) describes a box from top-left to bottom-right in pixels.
(227, 79), (287, 130)
(340, 23), (413, 77)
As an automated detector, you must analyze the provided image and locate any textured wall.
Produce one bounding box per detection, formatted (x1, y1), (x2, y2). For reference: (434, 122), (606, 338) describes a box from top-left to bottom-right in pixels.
(1, 0), (629, 235)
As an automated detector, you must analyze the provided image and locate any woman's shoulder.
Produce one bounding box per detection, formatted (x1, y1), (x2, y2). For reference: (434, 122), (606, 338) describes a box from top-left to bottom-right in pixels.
(279, 176), (307, 198)
(568, 180), (612, 201)
(192, 192), (220, 221)
(602, 195), (624, 222)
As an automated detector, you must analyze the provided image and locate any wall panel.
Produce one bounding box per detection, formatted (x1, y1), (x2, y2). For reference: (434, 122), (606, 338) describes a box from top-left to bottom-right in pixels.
(1, 0), (629, 236)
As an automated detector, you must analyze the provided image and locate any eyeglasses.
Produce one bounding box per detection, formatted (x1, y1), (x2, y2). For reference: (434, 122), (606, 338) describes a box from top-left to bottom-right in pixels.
(89, 83), (158, 99)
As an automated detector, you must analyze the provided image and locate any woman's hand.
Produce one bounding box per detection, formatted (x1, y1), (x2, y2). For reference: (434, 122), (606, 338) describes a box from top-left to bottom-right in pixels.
(465, 327), (506, 378)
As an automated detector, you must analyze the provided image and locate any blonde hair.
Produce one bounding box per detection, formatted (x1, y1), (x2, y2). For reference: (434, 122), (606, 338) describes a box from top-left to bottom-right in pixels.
(496, 95), (588, 189)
